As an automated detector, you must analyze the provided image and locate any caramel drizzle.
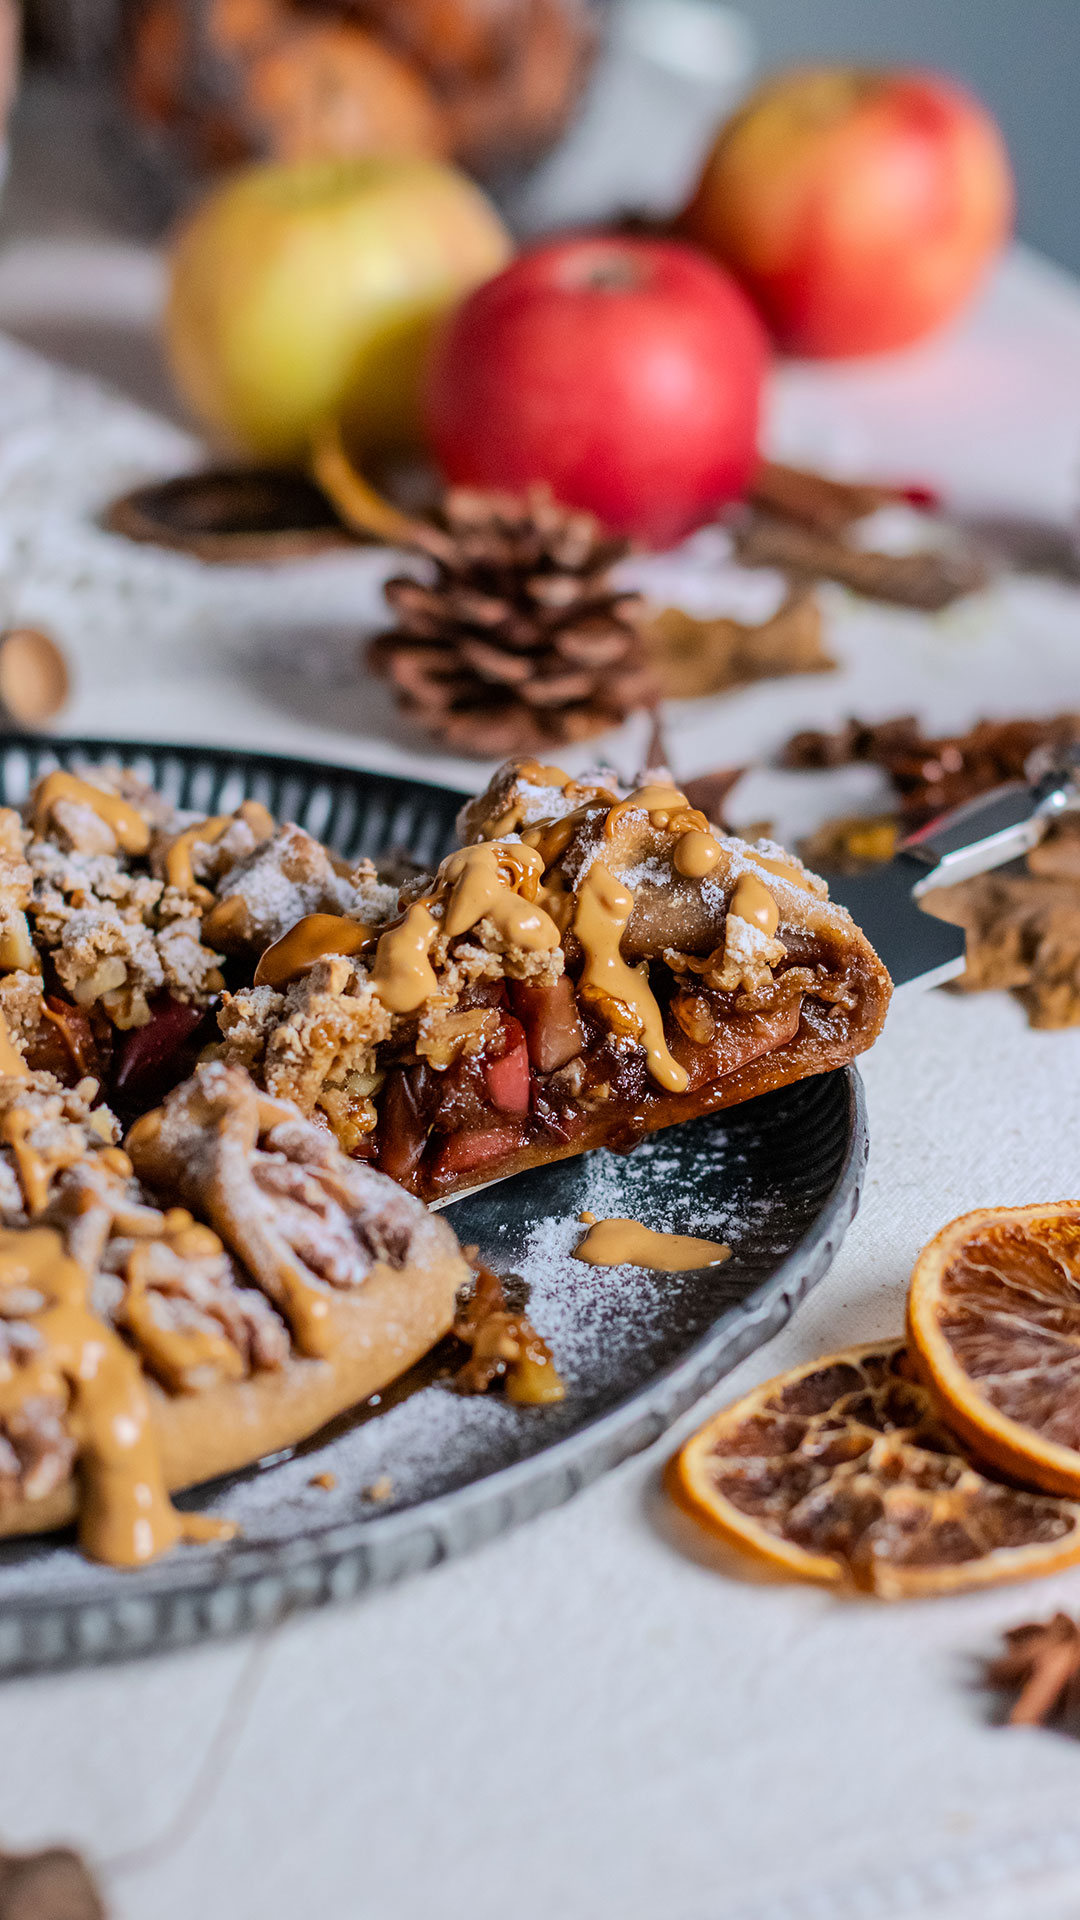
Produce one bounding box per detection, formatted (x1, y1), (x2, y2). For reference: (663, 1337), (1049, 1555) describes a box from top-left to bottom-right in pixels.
(371, 903), (440, 1014)
(439, 843), (559, 950)
(605, 783), (723, 884)
(485, 761), (616, 840)
(32, 772), (150, 855)
(0, 1104), (87, 1214)
(753, 851), (814, 890)
(730, 874), (780, 937)
(605, 782), (691, 837)
(371, 843), (560, 1016)
(120, 1217), (246, 1393)
(164, 801), (277, 907)
(573, 1217), (731, 1271)
(674, 828), (722, 879)
(255, 913), (372, 989)
(521, 802), (602, 870)
(573, 863), (688, 1093)
(0, 1225), (185, 1566)
(164, 814), (231, 906)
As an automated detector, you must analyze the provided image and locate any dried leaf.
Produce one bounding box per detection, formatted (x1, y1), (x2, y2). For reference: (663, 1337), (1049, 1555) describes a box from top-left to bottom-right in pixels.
(680, 767), (745, 829)
(642, 592), (833, 701)
(748, 461), (906, 535)
(925, 816), (1080, 1030)
(782, 713), (1080, 827)
(734, 515), (986, 610)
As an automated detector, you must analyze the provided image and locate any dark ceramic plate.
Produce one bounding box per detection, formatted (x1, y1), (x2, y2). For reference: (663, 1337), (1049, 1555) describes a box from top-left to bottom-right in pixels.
(0, 738), (867, 1675)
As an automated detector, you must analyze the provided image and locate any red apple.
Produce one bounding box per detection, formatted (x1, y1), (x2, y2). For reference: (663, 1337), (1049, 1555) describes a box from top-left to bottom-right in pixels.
(423, 235), (768, 546)
(679, 68), (1014, 358)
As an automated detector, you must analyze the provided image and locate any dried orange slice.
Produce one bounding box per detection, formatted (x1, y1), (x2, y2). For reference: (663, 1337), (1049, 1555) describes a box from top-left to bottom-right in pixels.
(671, 1340), (1080, 1598)
(908, 1202), (1080, 1498)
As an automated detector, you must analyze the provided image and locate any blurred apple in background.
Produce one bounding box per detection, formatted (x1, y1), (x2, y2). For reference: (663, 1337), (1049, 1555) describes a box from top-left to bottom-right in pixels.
(679, 67), (1014, 357)
(423, 235), (769, 547)
(164, 154), (511, 464)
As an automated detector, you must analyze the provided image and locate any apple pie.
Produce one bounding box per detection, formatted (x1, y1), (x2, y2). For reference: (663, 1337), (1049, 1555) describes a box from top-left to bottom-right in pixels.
(217, 757), (892, 1199)
(0, 1055), (465, 1565)
(0, 753), (891, 1566)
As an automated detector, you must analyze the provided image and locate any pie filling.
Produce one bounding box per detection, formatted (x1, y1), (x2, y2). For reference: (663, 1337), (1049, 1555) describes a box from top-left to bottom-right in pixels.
(209, 758), (891, 1201)
(0, 755), (888, 1201)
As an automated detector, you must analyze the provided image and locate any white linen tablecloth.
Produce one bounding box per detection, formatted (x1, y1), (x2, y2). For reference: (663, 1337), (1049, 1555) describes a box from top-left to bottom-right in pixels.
(0, 243), (1079, 1920)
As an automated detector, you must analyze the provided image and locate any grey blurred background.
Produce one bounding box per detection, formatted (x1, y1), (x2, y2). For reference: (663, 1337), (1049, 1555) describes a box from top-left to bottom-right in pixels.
(735, 0), (1080, 278)
(13, 0), (1080, 274)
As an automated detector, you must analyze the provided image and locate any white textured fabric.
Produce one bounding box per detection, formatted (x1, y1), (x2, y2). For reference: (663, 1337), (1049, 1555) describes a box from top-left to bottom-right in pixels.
(0, 248), (1079, 1920)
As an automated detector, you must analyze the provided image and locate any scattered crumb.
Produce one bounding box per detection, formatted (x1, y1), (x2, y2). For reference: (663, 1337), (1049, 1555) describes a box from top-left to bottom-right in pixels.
(309, 1472), (336, 1492)
(364, 1474), (393, 1503)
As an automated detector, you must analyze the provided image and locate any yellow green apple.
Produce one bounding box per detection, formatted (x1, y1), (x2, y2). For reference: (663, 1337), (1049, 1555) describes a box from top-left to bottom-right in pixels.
(164, 154), (512, 463)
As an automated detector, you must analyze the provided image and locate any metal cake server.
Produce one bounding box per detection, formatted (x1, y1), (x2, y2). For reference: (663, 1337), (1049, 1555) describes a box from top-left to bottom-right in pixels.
(827, 745), (1080, 991)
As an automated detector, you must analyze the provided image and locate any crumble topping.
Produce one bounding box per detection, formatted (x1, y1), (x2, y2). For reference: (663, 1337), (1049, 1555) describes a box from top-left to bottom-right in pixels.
(455, 757), (619, 844)
(128, 1064), (437, 1356)
(203, 824), (394, 954)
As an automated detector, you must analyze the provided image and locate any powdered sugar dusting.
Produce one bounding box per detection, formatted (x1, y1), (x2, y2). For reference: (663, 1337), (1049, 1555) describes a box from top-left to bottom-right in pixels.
(0, 1085), (842, 1605)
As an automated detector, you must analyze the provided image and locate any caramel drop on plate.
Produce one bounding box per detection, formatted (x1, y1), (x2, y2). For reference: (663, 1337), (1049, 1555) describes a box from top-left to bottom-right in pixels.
(674, 828), (722, 879)
(730, 873), (779, 937)
(574, 1218), (731, 1272)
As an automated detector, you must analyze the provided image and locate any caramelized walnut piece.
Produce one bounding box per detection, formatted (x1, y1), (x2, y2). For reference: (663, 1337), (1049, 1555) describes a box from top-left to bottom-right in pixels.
(453, 1264), (564, 1404)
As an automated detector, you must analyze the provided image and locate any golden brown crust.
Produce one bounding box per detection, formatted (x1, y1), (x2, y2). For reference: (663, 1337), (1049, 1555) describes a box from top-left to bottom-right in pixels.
(0, 1206), (463, 1541)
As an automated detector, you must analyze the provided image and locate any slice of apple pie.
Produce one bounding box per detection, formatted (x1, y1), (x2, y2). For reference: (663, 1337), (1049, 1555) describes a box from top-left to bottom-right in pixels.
(0, 1056), (466, 1564)
(218, 758), (892, 1200)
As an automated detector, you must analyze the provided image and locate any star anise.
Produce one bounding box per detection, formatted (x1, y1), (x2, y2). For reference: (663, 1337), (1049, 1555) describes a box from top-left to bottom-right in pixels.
(986, 1612), (1080, 1727)
(781, 712), (1080, 829)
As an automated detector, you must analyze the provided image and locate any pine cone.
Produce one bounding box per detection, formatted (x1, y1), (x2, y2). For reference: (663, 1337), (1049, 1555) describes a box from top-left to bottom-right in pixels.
(369, 486), (658, 756)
